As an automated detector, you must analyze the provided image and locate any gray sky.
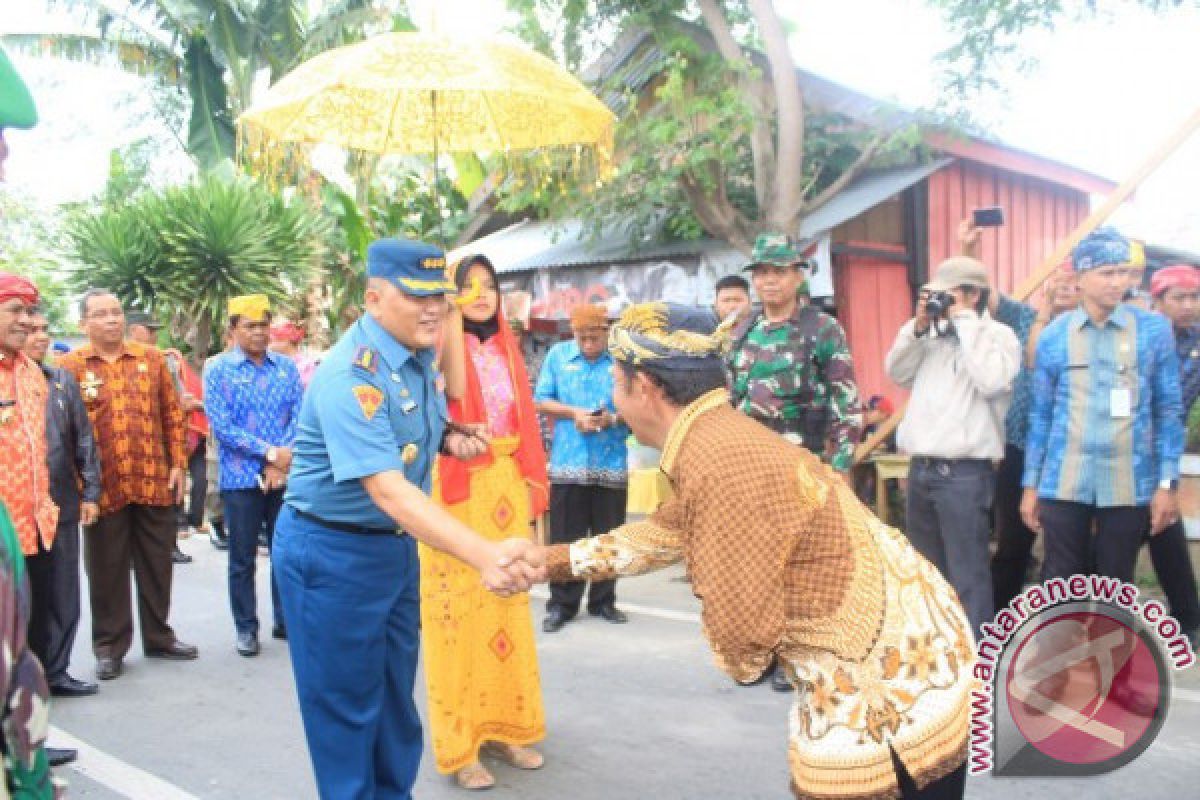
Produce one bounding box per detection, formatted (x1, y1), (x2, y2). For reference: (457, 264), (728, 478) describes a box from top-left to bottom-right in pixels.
(3, 0), (1199, 250)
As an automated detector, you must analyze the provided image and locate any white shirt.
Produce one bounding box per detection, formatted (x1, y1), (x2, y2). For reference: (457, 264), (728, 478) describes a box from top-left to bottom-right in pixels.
(885, 311), (1020, 460)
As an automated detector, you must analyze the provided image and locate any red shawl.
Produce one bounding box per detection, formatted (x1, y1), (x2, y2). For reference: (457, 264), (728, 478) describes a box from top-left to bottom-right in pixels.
(438, 306), (549, 516)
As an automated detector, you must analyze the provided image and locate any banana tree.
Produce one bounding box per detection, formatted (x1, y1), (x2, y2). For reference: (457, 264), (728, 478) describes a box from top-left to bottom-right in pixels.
(3, 1), (413, 169)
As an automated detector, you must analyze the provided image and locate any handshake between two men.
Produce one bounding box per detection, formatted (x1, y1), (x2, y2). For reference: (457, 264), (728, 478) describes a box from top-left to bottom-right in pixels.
(484, 539), (547, 598)
(363, 421), (552, 600)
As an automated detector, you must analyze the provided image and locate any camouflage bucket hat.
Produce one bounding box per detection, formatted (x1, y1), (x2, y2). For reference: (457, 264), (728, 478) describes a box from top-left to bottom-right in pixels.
(742, 233), (815, 271)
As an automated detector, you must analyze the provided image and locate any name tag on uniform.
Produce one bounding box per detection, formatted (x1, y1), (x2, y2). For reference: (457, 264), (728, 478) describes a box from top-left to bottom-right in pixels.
(1110, 387), (1132, 419)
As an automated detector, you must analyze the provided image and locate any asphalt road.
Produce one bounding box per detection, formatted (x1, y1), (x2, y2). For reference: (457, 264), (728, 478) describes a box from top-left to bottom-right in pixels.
(46, 537), (1200, 799)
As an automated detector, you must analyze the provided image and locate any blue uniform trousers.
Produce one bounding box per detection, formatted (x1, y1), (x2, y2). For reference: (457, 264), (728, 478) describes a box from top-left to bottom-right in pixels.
(273, 505), (422, 800)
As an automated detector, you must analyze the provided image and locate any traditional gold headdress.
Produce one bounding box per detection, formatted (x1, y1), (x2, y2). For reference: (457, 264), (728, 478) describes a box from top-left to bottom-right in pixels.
(228, 294), (271, 322)
(608, 302), (733, 370)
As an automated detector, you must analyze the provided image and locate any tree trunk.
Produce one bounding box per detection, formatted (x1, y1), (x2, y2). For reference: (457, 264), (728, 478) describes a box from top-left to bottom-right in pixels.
(696, 0), (777, 218)
(747, 0), (807, 232)
(183, 308), (214, 362)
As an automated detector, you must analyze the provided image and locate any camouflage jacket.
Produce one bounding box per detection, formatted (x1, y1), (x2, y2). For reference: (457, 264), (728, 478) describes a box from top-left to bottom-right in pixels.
(727, 302), (862, 471)
(0, 504), (58, 799)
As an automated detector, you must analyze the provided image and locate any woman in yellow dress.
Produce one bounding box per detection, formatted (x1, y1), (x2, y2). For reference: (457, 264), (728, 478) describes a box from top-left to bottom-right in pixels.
(422, 254), (550, 790)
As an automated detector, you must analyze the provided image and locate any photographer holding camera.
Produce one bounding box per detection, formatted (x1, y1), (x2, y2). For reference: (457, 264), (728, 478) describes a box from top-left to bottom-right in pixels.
(885, 257), (1020, 637)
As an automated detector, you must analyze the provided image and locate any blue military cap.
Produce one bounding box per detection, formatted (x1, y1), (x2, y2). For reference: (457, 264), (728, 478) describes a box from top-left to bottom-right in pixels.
(366, 238), (455, 296)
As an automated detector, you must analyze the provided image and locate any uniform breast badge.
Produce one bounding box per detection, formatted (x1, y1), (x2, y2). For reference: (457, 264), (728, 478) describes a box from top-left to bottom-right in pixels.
(81, 371), (103, 401)
(401, 443), (419, 465)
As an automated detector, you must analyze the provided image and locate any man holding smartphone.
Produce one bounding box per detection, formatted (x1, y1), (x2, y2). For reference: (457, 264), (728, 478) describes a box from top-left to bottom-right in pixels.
(535, 304), (631, 632)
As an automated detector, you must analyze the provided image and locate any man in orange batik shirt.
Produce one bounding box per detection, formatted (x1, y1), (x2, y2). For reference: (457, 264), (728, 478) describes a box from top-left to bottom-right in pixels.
(0, 274), (58, 558)
(58, 289), (198, 682)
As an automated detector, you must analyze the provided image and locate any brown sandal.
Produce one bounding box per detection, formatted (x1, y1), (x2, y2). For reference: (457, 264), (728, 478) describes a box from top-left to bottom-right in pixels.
(455, 762), (495, 790)
(483, 742), (545, 770)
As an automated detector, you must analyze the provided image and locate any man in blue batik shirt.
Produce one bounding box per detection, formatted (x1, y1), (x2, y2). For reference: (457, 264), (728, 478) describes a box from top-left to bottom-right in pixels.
(204, 294), (303, 657)
(1022, 227), (1184, 584)
(535, 303), (631, 632)
(1148, 265), (1200, 644)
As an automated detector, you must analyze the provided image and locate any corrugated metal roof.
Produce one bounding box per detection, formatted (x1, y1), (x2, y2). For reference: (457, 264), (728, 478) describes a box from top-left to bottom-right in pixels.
(454, 161), (949, 274)
(585, 24), (1114, 190)
(449, 217), (744, 274)
(797, 159), (951, 239)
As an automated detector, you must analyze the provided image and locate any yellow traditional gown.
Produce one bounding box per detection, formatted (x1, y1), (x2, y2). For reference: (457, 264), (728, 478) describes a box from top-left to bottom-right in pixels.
(420, 334), (545, 773)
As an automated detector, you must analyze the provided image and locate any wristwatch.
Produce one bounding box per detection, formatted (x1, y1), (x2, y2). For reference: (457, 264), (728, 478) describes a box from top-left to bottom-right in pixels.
(266, 446), (279, 465)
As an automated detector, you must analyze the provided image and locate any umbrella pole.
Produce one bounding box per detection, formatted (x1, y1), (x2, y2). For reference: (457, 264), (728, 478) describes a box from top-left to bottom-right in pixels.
(432, 89), (444, 248)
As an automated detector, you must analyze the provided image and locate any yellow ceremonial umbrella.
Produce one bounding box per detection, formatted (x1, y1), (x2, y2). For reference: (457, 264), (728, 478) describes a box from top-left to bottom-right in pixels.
(238, 31), (615, 180)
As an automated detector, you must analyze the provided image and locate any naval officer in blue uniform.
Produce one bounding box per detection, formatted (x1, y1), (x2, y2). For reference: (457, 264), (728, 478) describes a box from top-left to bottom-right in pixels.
(273, 238), (543, 800)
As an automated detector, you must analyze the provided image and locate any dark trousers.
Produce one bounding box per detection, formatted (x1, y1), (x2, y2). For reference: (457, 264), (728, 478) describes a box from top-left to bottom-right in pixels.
(274, 505), (422, 800)
(84, 503), (178, 659)
(991, 444), (1037, 611)
(26, 518), (82, 683)
(1148, 519), (1200, 631)
(177, 439), (208, 529)
(547, 483), (626, 616)
(223, 488), (284, 636)
(1039, 500), (1147, 582)
(905, 457), (995, 639)
(891, 748), (966, 800)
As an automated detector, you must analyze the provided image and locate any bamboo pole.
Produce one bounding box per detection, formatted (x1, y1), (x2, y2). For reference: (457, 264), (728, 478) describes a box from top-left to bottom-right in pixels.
(853, 106), (1200, 465)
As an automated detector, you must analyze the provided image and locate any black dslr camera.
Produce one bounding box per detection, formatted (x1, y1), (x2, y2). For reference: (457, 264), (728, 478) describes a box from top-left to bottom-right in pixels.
(924, 290), (955, 318)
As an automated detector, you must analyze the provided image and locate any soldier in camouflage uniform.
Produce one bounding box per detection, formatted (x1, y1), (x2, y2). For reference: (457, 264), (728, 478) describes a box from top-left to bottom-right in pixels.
(0, 503), (60, 799)
(727, 234), (862, 692)
(728, 233), (863, 472)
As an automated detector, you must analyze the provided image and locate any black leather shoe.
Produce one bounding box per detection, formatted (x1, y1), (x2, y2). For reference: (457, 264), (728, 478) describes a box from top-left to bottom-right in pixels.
(49, 675), (99, 698)
(236, 632), (260, 657)
(542, 610), (569, 633)
(95, 657), (122, 681)
(271, 624), (287, 641)
(771, 667), (794, 692)
(209, 520), (229, 551)
(146, 640), (199, 660)
(46, 747), (77, 767)
(592, 606), (628, 624)
(171, 546), (193, 564)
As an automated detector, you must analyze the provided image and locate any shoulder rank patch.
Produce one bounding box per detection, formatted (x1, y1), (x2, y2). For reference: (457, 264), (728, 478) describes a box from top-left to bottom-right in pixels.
(352, 346), (378, 375)
(352, 384), (384, 421)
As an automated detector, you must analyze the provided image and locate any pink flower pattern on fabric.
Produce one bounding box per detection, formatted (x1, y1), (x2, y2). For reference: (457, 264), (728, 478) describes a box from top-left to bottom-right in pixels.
(466, 334), (518, 437)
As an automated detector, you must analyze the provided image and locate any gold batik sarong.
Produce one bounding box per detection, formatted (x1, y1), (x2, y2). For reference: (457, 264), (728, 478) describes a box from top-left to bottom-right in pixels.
(420, 436), (545, 773)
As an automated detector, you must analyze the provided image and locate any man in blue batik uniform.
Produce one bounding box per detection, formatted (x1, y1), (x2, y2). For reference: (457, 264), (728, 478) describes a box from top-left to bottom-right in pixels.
(204, 294), (303, 657)
(1023, 227), (1184, 583)
(273, 238), (543, 800)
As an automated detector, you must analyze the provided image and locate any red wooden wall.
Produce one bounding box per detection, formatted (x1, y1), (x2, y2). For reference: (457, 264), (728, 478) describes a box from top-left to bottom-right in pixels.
(832, 157), (1092, 404)
(926, 160), (1090, 296)
(834, 243), (912, 404)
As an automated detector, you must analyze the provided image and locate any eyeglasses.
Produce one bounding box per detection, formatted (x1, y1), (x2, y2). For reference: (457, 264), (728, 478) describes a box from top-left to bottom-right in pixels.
(86, 309), (124, 320)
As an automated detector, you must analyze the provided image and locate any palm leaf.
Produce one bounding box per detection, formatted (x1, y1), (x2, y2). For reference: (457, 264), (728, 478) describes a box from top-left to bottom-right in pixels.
(0, 32), (183, 83)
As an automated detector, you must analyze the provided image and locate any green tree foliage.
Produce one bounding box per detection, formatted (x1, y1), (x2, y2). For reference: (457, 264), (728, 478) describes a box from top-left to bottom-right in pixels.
(65, 173), (328, 358)
(320, 165), (467, 332)
(934, 0), (1193, 103)
(502, 0), (922, 253)
(3, 1), (414, 169)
